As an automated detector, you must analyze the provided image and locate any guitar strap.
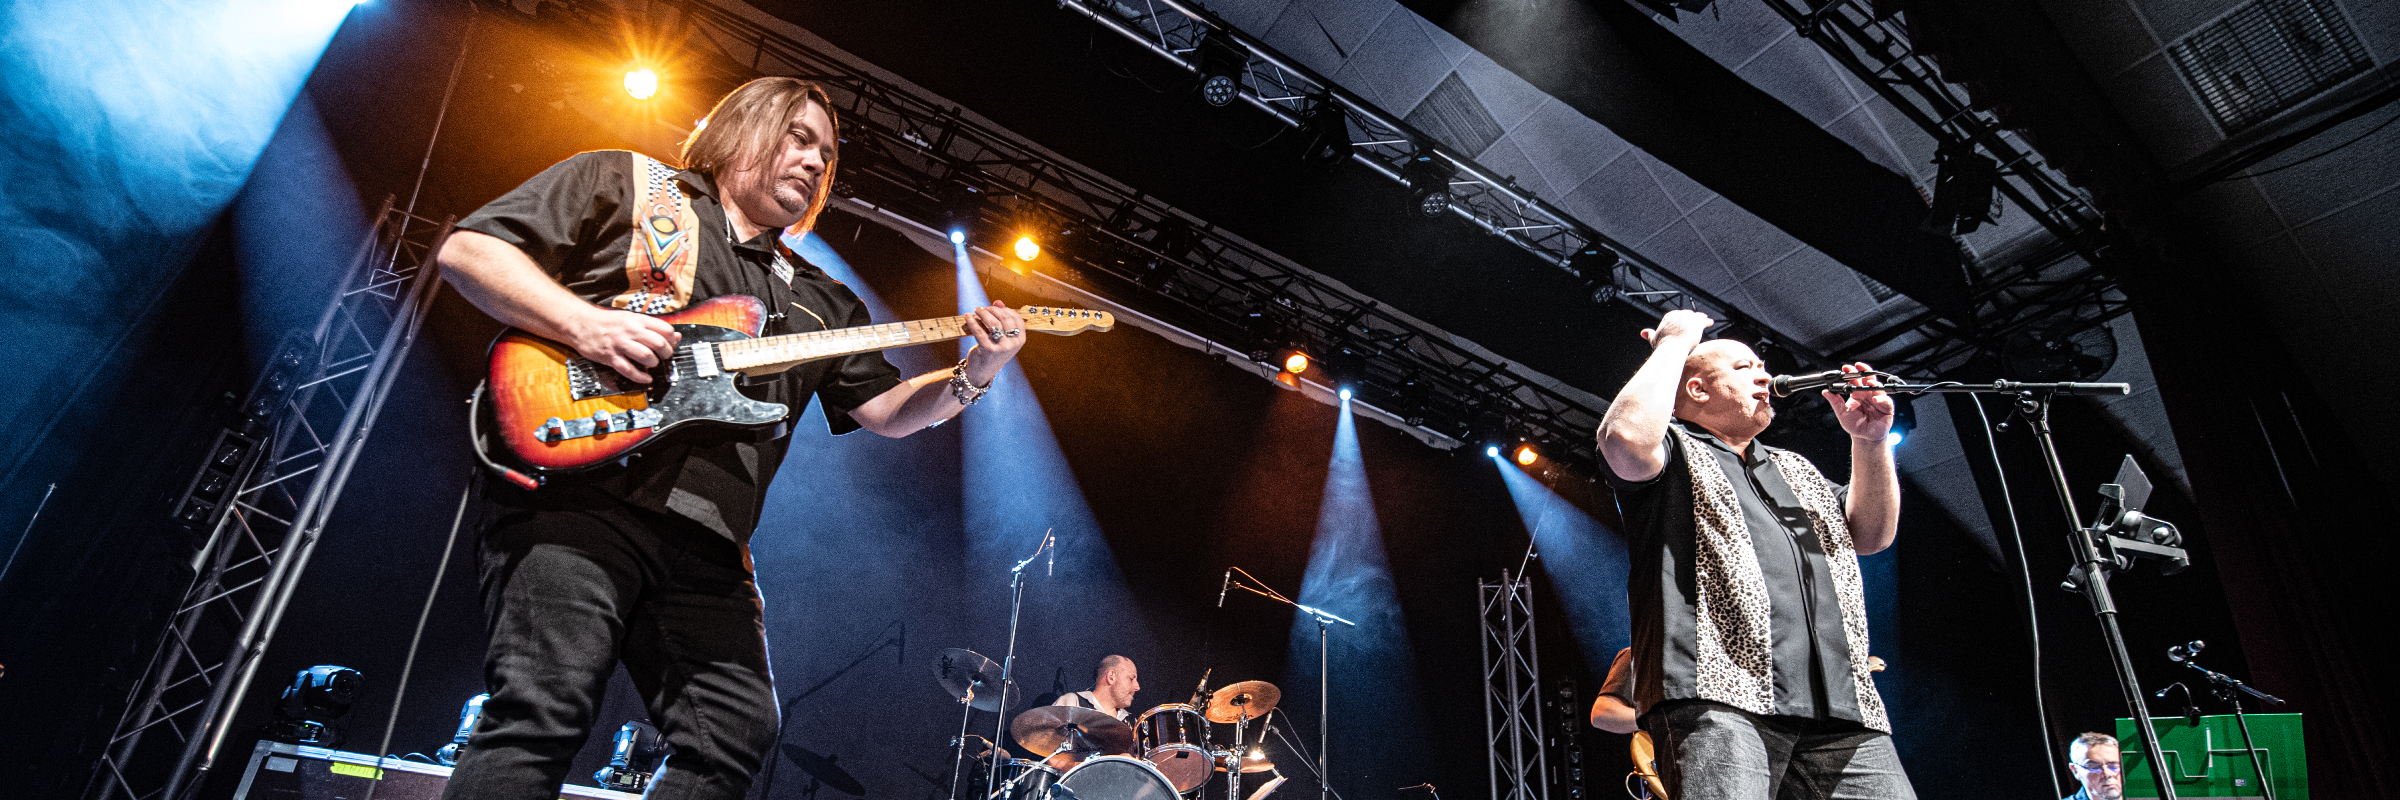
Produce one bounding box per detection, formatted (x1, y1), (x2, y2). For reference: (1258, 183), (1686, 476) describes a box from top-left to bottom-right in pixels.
(608, 152), (702, 314)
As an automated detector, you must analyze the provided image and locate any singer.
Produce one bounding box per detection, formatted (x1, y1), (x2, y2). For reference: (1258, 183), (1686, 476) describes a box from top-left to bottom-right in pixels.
(1593, 309), (1907, 800)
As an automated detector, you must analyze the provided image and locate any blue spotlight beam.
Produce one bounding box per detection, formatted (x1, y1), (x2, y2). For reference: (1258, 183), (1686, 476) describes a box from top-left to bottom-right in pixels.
(951, 241), (1150, 767)
(1282, 401), (1430, 800)
(1492, 461), (1632, 683)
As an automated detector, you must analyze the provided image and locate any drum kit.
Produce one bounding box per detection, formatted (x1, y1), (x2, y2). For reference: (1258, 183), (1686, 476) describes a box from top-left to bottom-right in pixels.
(937, 650), (1289, 800)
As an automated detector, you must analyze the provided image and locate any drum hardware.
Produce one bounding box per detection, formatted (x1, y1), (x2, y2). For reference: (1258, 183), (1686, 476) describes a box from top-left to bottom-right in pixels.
(992, 758), (1064, 800)
(1221, 567), (1352, 800)
(985, 529), (1060, 799)
(939, 648), (1007, 800)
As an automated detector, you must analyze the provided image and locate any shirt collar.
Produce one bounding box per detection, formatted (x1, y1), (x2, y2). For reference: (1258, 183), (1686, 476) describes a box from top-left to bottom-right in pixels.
(1673, 418), (1778, 462)
(677, 168), (807, 259)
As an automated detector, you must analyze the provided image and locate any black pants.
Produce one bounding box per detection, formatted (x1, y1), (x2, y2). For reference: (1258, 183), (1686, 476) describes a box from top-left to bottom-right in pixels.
(442, 496), (778, 800)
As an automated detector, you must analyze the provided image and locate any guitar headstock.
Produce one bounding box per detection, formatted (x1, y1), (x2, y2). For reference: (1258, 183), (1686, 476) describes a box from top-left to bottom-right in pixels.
(1021, 306), (1116, 335)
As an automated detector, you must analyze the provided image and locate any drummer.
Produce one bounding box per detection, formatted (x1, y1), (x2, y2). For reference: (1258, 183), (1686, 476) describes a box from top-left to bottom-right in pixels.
(1050, 655), (1141, 722)
(1043, 655), (1140, 769)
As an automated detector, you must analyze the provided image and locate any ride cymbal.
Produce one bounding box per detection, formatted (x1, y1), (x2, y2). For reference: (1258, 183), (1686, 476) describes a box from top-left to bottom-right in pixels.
(1205, 681), (1280, 723)
(934, 648), (1005, 711)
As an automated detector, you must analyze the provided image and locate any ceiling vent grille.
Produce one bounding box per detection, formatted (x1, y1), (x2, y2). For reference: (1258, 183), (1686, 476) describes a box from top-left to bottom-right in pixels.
(1406, 72), (1504, 157)
(2167, 0), (2370, 133)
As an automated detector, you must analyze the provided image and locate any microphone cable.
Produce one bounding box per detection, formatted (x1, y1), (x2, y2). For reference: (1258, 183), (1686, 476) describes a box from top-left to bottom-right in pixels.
(1970, 394), (2062, 797)
(360, 462), (479, 800)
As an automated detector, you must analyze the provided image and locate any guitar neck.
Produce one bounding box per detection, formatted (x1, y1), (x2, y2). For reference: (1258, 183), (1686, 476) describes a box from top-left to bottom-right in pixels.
(714, 315), (977, 373)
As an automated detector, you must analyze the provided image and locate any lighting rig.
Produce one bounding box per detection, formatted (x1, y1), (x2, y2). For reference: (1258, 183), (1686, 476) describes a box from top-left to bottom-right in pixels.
(535, 0), (1822, 474)
(1762, 0), (2134, 380)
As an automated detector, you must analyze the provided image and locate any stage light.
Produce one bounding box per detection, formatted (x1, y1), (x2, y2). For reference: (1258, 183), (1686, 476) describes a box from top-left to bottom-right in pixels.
(1568, 246), (1623, 305)
(1925, 139), (1997, 235)
(1338, 386), (1353, 402)
(1399, 149), (1454, 218)
(1515, 443), (1540, 467)
(1299, 98), (1352, 169)
(1485, 444), (1502, 459)
(1282, 350), (1310, 374)
(1885, 395), (1917, 447)
(1014, 235), (1040, 261)
(623, 68), (658, 100)
(950, 230), (966, 245)
(269, 665), (362, 746)
(1195, 30), (1247, 107)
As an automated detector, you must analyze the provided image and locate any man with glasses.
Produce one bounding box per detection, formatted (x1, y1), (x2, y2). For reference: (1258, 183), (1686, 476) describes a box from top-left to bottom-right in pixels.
(2065, 732), (2124, 800)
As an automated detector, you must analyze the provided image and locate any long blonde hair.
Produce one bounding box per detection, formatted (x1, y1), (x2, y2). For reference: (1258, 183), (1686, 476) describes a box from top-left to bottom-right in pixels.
(680, 77), (840, 234)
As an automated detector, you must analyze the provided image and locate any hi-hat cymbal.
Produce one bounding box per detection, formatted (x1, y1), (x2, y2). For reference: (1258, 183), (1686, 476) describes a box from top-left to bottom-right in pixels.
(934, 648), (1005, 711)
(1010, 705), (1137, 757)
(1205, 681), (1280, 723)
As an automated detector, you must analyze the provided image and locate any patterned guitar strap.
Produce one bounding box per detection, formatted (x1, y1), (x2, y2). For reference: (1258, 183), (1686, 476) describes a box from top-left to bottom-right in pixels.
(610, 152), (702, 314)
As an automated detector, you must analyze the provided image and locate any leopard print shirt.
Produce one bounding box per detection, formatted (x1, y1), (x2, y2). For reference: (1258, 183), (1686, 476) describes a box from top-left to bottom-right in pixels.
(1672, 427), (1891, 733)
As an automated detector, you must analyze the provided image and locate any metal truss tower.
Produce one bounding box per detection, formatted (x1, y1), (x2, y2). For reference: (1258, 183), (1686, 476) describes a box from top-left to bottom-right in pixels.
(86, 200), (452, 800)
(1480, 570), (1549, 800)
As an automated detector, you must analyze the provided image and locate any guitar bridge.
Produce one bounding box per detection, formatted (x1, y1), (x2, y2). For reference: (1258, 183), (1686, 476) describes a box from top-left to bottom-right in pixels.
(566, 359), (645, 400)
(533, 408), (664, 443)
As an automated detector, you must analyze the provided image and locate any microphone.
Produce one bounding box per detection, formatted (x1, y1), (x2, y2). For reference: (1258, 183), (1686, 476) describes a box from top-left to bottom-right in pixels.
(1770, 370), (1871, 397)
(1218, 569), (1233, 607)
(1191, 668), (1212, 707)
(2168, 640), (2205, 663)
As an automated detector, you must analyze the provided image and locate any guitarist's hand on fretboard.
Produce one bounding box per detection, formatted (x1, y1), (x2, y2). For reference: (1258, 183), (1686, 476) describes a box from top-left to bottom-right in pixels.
(566, 306), (683, 385)
(959, 301), (1029, 386)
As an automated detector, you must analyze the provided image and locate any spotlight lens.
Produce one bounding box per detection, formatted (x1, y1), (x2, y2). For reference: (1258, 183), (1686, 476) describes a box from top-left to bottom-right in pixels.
(1337, 387), (1353, 401)
(1886, 430), (1906, 446)
(1014, 236), (1040, 261)
(1485, 445), (1501, 458)
(1419, 191), (1450, 217)
(1515, 445), (1539, 466)
(1283, 352), (1309, 373)
(624, 69), (658, 100)
(949, 230), (966, 245)
(1202, 75), (1239, 106)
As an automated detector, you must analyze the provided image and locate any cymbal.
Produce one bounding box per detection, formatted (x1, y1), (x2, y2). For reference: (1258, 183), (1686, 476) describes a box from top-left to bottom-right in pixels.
(1205, 681), (1280, 723)
(934, 648), (1005, 711)
(1215, 749), (1277, 774)
(1010, 705), (1136, 757)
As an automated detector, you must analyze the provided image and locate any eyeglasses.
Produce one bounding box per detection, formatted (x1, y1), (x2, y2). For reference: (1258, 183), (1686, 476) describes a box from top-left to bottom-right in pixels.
(2073, 761), (2124, 775)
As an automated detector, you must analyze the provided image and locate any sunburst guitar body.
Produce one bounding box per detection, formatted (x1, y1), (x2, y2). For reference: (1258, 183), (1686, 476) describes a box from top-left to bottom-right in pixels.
(482, 295), (1113, 477)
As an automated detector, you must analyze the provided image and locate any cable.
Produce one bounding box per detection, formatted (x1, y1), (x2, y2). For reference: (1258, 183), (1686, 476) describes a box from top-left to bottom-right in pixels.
(1970, 394), (2062, 797)
(359, 467), (477, 800)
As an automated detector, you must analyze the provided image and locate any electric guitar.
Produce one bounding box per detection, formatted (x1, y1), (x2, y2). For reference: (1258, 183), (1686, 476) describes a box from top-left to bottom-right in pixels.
(479, 294), (1113, 476)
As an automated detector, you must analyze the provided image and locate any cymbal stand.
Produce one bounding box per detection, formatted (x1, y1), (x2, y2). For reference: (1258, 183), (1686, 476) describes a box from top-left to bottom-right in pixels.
(1224, 569), (1355, 800)
(990, 530), (1058, 798)
(1229, 701), (1252, 800)
(949, 681), (985, 800)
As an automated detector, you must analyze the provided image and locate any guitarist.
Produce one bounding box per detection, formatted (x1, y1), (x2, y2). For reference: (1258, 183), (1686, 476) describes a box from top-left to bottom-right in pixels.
(435, 77), (1028, 800)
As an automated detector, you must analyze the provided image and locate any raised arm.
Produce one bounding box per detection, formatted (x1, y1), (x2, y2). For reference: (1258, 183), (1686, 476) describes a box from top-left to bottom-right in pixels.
(438, 229), (680, 384)
(845, 301), (1027, 438)
(1596, 310), (1713, 483)
(1825, 363), (1900, 554)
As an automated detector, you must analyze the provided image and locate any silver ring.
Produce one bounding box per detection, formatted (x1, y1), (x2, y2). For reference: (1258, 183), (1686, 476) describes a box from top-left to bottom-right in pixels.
(1003, 330), (1021, 337)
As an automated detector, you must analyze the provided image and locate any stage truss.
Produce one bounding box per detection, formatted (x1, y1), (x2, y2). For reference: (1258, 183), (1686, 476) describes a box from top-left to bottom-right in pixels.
(86, 201), (450, 800)
(1480, 570), (1549, 800)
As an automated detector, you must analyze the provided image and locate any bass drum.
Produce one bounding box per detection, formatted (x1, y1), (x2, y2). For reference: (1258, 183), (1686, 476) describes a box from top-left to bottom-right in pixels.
(1057, 755), (1182, 800)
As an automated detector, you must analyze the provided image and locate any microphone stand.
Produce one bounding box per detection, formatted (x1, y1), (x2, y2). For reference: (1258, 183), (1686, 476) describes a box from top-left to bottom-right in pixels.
(1827, 379), (2179, 800)
(1224, 571), (1356, 800)
(989, 530), (1057, 798)
(2182, 659), (2284, 800)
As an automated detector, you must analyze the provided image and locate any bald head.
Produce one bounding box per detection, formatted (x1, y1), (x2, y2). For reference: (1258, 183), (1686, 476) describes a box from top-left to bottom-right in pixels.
(1673, 339), (1775, 441)
(1094, 655), (1139, 710)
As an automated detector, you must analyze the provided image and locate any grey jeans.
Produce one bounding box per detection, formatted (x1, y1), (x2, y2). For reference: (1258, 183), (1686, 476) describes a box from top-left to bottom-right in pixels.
(1646, 701), (1917, 800)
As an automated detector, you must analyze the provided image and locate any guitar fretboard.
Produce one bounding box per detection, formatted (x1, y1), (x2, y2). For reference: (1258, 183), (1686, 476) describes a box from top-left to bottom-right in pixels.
(711, 307), (1108, 373)
(715, 316), (970, 372)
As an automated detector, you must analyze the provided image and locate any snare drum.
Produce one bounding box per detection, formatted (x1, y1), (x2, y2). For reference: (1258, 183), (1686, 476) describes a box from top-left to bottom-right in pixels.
(1133, 704), (1212, 791)
(993, 758), (1060, 800)
(1058, 755), (1181, 800)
